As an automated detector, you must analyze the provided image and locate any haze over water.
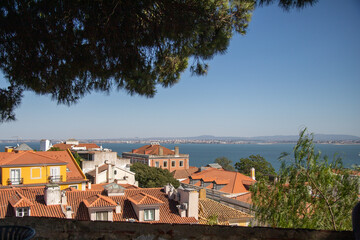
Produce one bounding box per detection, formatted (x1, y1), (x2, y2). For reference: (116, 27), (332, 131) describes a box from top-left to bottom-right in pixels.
(1, 142), (359, 171)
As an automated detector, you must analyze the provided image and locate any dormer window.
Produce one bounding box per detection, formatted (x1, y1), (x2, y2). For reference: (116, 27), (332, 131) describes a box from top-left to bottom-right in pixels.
(96, 211), (109, 221)
(16, 207), (30, 217)
(127, 192), (164, 222)
(144, 209), (155, 221)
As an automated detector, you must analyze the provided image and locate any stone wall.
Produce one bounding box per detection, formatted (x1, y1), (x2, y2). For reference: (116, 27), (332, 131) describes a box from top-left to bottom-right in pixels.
(1, 217), (354, 240)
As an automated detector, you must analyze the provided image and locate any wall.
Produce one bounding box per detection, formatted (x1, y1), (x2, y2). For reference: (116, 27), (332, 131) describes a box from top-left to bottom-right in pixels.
(2, 217), (354, 240)
(82, 152), (118, 173)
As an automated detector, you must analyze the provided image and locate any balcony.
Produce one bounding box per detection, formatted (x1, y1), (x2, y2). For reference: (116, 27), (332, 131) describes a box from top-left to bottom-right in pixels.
(48, 175), (63, 183)
(7, 178), (24, 185)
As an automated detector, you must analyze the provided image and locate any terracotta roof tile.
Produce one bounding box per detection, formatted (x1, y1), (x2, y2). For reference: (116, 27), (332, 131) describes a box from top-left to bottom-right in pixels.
(35, 150), (86, 182)
(0, 151), (67, 166)
(182, 168), (256, 194)
(198, 198), (252, 225)
(0, 186), (197, 224)
(8, 191), (33, 208)
(83, 194), (117, 207)
(131, 145), (174, 155)
(233, 192), (252, 204)
(172, 167), (199, 179)
(52, 143), (100, 151)
(86, 164), (108, 177)
(127, 192), (164, 205)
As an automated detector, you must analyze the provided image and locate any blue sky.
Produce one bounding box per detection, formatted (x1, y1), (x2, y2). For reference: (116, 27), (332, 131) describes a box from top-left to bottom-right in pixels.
(0, 0), (359, 139)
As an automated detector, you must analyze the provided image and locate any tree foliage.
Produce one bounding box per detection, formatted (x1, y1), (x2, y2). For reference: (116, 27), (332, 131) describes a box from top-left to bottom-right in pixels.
(0, 0), (317, 122)
(71, 151), (82, 167)
(48, 146), (62, 151)
(130, 162), (180, 188)
(251, 129), (359, 231)
(235, 154), (276, 180)
(214, 157), (235, 171)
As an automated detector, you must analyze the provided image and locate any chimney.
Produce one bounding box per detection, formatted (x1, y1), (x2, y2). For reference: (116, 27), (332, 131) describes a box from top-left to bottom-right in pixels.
(107, 164), (113, 183)
(159, 146), (163, 156)
(87, 181), (91, 190)
(177, 188), (199, 220)
(44, 184), (61, 205)
(174, 146), (179, 156)
(199, 188), (206, 199)
(61, 191), (67, 205)
(95, 165), (99, 184)
(250, 167), (256, 180)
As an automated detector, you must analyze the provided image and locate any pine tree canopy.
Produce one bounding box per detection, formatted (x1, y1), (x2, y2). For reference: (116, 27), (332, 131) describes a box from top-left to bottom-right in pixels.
(0, 0), (317, 122)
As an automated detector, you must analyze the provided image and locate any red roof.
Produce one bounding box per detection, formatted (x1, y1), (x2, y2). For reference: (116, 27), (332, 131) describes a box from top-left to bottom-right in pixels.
(83, 194), (117, 207)
(131, 145), (174, 155)
(128, 192), (164, 205)
(182, 168), (256, 194)
(52, 143), (100, 151)
(0, 151), (67, 166)
(0, 186), (197, 224)
(172, 167), (199, 179)
(9, 191), (33, 207)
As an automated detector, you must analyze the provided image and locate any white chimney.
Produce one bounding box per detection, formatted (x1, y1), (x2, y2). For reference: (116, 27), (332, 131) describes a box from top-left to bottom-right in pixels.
(174, 147), (179, 156)
(95, 165), (99, 184)
(250, 167), (256, 180)
(87, 181), (92, 190)
(44, 184), (61, 205)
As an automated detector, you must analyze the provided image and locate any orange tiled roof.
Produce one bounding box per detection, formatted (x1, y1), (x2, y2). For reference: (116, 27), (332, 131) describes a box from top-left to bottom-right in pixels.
(0, 151), (67, 166)
(0, 186), (197, 224)
(35, 150), (86, 182)
(128, 192), (164, 205)
(233, 192), (252, 204)
(172, 166), (199, 179)
(198, 198), (252, 225)
(52, 143), (100, 151)
(182, 168), (256, 194)
(131, 145), (174, 155)
(83, 194), (117, 207)
(86, 164), (108, 177)
(9, 191), (33, 207)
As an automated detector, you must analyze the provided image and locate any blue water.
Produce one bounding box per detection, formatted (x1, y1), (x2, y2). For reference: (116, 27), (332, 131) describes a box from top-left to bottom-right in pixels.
(1, 142), (360, 171)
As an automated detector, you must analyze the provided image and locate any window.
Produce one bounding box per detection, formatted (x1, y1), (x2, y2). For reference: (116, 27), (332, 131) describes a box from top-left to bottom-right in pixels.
(179, 161), (184, 167)
(144, 209), (155, 221)
(155, 161), (159, 168)
(163, 161), (168, 168)
(49, 167), (61, 182)
(10, 169), (21, 184)
(69, 185), (78, 189)
(171, 161), (176, 167)
(96, 211), (108, 221)
(16, 207), (30, 217)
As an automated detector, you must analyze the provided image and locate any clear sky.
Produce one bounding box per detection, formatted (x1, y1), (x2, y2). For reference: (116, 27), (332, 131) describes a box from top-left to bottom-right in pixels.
(0, 0), (359, 140)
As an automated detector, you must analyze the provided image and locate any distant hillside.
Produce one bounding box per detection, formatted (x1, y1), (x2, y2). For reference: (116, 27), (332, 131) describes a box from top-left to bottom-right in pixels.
(187, 134), (360, 142)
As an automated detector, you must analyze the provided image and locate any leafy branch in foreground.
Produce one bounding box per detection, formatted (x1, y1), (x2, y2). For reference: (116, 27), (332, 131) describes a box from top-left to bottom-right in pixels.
(0, 0), (317, 122)
(251, 129), (359, 230)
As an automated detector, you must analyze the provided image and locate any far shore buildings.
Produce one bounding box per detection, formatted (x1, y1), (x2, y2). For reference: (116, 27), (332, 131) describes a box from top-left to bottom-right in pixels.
(122, 143), (190, 171)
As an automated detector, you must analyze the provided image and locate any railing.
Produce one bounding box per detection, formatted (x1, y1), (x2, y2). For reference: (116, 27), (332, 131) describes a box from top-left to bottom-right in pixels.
(7, 178), (24, 185)
(48, 175), (63, 183)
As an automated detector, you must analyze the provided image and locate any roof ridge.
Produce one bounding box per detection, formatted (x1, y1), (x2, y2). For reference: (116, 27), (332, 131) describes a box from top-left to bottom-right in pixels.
(0, 151), (26, 165)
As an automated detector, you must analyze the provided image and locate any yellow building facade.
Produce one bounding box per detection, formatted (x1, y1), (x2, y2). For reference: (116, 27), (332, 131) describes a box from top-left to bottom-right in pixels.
(0, 150), (87, 190)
